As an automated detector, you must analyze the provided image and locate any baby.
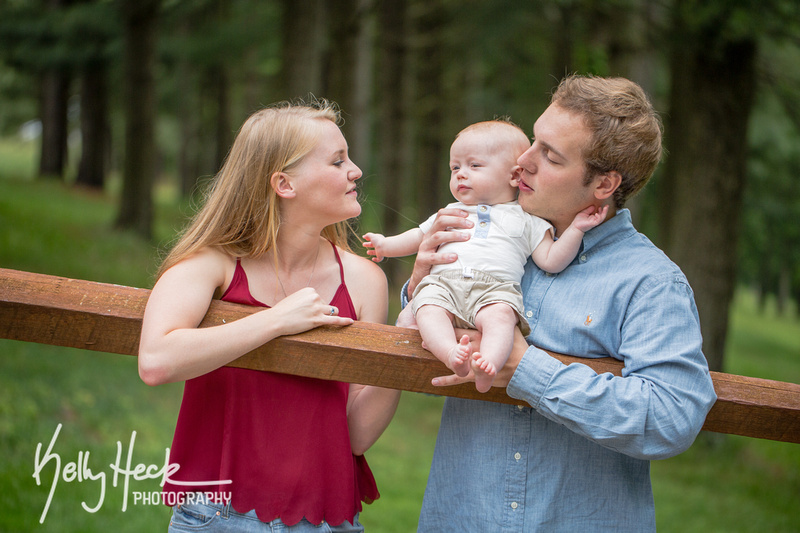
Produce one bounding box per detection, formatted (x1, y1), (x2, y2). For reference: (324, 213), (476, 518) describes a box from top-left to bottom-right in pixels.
(364, 120), (606, 392)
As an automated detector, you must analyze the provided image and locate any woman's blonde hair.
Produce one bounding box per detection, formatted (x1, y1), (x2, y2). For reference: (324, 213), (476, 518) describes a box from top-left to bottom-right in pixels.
(157, 99), (352, 278)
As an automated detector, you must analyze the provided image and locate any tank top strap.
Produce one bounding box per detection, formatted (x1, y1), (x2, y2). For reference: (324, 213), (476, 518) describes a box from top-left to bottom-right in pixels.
(329, 241), (345, 284)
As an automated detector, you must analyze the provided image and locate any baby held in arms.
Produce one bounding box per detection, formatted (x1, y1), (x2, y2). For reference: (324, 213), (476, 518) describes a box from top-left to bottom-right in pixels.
(364, 120), (606, 392)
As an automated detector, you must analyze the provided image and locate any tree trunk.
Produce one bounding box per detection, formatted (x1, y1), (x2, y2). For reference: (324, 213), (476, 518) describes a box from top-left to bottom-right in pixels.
(348, 0), (375, 174)
(75, 64), (108, 190)
(322, 0), (357, 109)
(376, 0), (409, 286)
(177, 59), (200, 199)
(38, 69), (70, 180)
(777, 265), (791, 316)
(662, 3), (758, 372)
(549, 2), (576, 79)
(211, 64), (232, 174)
(278, 0), (327, 99)
(37, 0), (72, 181)
(115, 0), (160, 239)
(409, 0), (446, 221)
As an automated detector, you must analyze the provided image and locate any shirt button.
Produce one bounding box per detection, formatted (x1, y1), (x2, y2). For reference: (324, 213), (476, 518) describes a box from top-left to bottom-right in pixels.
(545, 272), (555, 277)
(480, 205), (488, 212)
(511, 502), (519, 509)
(479, 221), (487, 227)
(514, 452), (521, 461)
(525, 310), (533, 318)
(580, 254), (588, 262)
(517, 405), (524, 410)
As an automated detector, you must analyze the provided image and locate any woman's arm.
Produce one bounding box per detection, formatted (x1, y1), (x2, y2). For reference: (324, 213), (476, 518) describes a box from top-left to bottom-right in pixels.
(343, 251), (402, 455)
(138, 247), (353, 385)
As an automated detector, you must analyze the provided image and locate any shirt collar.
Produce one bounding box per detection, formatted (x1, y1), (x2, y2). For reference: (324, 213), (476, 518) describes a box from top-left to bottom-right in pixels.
(580, 208), (637, 253)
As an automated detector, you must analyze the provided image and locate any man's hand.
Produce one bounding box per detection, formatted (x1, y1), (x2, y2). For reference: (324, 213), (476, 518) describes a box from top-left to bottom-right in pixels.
(431, 327), (527, 389)
(408, 208), (473, 295)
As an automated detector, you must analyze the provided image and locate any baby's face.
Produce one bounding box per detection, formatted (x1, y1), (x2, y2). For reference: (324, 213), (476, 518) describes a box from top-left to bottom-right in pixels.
(448, 131), (520, 206)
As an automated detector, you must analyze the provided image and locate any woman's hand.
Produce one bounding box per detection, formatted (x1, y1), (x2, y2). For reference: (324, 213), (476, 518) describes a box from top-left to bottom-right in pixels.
(139, 251), (353, 386)
(270, 287), (354, 336)
(408, 207), (474, 295)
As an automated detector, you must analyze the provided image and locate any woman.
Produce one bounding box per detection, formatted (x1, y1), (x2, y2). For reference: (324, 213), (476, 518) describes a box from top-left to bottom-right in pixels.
(138, 100), (400, 532)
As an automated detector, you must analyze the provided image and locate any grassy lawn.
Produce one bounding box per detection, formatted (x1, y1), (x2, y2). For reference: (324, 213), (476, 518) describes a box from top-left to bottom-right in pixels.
(1, 141), (798, 532)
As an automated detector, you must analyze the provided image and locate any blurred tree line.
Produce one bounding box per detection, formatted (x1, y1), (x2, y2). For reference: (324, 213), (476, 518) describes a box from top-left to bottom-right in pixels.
(0, 0), (798, 373)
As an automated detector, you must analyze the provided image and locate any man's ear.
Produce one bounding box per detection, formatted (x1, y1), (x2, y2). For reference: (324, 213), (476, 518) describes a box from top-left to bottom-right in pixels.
(271, 171), (296, 199)
(593, 171), (622, 201)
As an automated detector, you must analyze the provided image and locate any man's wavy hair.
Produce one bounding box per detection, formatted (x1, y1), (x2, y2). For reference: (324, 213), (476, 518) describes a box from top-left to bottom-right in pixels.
(552, 75), (663, 208)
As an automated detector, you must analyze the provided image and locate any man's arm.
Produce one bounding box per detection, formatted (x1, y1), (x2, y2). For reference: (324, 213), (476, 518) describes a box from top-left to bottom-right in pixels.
(433, 278), (717, 461)
(508, 278), (715, 460)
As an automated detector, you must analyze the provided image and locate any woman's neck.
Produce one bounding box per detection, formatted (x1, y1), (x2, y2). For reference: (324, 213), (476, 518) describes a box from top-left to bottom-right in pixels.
(274, 226), (324, 270)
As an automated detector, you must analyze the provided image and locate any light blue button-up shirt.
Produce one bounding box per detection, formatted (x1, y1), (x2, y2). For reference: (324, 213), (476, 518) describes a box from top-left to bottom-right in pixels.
(413, 209), (717, 532)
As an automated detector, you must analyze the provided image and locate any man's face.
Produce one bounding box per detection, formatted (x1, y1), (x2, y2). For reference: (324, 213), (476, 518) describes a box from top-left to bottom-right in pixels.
(516, 104), (596, 235)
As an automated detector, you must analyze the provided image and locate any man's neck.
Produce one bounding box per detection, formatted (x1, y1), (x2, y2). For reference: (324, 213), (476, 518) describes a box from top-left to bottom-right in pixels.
(553, 206), (616, 237)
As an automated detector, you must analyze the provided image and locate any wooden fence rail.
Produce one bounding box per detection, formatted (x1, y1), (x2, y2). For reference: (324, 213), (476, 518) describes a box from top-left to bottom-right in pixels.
(1, 267), (799, 444)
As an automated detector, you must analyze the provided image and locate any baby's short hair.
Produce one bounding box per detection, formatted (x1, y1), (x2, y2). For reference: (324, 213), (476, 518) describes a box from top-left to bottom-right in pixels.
(456, 119), (530, 159)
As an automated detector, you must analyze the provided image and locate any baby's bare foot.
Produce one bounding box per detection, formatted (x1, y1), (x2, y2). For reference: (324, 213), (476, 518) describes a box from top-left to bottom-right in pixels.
(447, 335), (473, 377)
(472, 353), (497, 393)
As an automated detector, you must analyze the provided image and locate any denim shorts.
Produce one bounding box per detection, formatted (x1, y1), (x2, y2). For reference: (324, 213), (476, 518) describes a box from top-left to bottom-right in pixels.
(167, 493), (364, 532)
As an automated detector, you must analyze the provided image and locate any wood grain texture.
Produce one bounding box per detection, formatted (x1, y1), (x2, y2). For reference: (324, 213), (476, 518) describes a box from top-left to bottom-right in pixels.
(2, 268), (799, 443)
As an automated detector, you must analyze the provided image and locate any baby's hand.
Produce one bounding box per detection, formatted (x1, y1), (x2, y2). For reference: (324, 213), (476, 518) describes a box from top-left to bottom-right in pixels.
(573, 205), (609, 232)
(362, 233), (386, 262)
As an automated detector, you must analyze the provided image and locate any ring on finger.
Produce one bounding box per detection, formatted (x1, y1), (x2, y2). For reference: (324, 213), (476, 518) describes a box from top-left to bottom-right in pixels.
(329, 306), (336, 316)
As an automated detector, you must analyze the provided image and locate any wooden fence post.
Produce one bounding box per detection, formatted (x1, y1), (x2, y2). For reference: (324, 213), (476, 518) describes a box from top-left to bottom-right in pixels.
(1, 267), (799, 444)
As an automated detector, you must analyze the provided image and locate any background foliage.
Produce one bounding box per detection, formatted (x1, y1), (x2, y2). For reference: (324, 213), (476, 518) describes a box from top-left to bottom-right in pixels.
(0, 163), (798, 531)
(0, 0), (798, 530)
(1, 0), (798, 368)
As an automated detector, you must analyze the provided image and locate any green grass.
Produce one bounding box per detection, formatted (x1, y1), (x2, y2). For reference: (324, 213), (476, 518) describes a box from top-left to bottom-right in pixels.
(1, 139), (799, 532)
(0, 137), (38, 181)
(648, 291), (800, 532)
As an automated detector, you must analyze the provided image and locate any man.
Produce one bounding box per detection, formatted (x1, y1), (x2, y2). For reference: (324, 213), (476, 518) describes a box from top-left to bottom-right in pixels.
(404, 75), (717, 532)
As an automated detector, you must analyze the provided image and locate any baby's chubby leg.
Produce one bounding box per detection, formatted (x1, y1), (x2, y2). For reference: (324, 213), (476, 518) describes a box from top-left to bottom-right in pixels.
(415, 304), (472, 377)
(395, 304), (417, 329)
(472, 303), (518, 393)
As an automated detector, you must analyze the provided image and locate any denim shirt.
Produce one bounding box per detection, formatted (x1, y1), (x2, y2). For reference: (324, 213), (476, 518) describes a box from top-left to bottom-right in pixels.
(411, 209), (717, 532)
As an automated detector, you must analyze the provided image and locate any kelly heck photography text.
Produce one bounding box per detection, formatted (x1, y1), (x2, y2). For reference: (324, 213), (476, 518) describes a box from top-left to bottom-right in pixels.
(32, 423), (231, 524)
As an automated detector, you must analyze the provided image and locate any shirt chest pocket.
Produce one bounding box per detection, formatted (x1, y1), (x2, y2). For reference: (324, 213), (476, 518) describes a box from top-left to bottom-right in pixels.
(497, 210), (525, 238)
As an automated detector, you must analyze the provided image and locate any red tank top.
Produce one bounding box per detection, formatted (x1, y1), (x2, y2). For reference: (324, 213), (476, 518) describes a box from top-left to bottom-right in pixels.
(162, 242), (379, 526)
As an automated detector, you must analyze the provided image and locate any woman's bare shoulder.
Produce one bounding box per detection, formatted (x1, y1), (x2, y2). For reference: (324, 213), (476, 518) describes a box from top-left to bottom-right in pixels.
(160, 246), (235, 294)
(339, 247), (387, 285)
(338, 247), (388, 323)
